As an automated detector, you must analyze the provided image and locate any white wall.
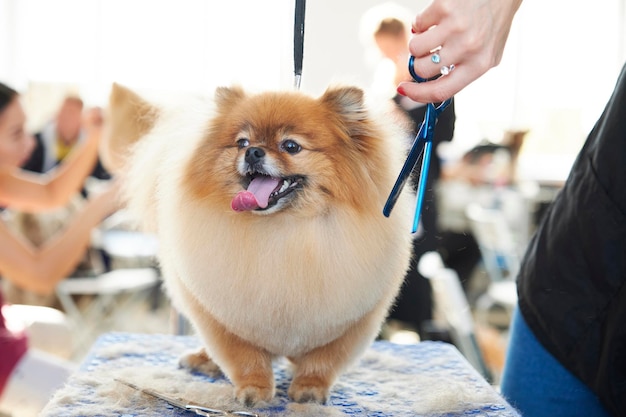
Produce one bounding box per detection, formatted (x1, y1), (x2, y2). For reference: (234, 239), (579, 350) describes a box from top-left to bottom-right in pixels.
(1, 0), (625, 181)
(2, 0), (294, 95)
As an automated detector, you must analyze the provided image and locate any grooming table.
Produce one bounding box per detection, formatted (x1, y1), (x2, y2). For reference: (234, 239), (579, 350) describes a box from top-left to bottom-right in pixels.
(41, 333), (519, 416)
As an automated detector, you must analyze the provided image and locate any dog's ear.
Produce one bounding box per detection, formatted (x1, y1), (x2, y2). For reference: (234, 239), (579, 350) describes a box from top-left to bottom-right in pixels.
(320, 86), (367, 123)
(321, 86), (376, 140)
(215, 86), (246, 111)
(102, 83), (159, 174)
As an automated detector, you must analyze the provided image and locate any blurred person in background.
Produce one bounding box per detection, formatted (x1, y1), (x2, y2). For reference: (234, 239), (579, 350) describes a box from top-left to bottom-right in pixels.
(22, 95), (110, 182)
(0, 81), (118, 417)
(6, 96), (111, 307)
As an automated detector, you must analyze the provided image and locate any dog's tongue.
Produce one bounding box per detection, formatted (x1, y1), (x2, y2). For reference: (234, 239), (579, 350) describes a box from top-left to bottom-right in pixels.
(231, 176), (281, 212)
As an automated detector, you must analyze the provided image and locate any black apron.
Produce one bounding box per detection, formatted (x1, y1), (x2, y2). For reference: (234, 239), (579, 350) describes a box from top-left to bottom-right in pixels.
(519, 64), (626, 416)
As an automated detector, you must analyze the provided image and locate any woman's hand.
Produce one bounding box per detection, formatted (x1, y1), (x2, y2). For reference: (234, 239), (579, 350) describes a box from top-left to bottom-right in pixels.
(398, 0), (522, 103)
(86, 178), (121, 220)
(82, 107), (104, 134)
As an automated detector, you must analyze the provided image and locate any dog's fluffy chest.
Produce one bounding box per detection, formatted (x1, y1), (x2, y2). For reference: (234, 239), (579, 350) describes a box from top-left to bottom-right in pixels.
(158, 200), (408, 356)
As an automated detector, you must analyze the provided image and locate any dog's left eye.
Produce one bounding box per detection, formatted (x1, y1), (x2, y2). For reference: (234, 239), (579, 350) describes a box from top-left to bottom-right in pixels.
(237, 138), (250, 149)
(280, 139), (302, 154)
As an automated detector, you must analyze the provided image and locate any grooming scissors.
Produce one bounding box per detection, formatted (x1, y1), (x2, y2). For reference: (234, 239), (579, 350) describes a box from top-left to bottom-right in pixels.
(115, 378), (259, 417)
(383, 55), (453, 233)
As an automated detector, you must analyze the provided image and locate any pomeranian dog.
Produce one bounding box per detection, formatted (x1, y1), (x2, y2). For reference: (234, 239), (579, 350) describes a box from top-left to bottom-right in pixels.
(103, 83), (415, 406)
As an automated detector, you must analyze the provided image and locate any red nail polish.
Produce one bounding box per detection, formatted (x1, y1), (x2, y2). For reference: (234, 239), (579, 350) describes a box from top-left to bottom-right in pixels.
(397, 86), (406, 96)
(411, 27), (416, 34)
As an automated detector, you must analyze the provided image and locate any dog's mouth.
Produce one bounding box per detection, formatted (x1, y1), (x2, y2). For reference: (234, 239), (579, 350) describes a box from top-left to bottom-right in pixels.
(231, 173), (304, 212)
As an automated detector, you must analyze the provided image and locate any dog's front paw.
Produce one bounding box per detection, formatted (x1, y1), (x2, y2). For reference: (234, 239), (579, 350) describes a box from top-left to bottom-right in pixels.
(235, 384), (274, 407)
(179, 348), (222, 377)
(288, 378), (330, 404)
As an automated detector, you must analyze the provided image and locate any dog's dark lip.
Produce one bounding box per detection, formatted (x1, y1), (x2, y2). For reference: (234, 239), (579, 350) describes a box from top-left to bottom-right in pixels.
(241, 173), (306, 211)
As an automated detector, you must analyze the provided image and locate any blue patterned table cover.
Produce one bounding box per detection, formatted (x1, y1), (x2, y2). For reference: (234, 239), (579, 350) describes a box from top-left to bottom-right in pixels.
(41, 333), (519, 417)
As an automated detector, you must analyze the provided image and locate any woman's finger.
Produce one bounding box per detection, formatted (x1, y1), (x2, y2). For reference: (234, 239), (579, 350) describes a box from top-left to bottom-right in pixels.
(411, 0), (448, 34)
(398, 66), (475, 103)
(409, 36), (461, 81)
(407, 24), (446, 58)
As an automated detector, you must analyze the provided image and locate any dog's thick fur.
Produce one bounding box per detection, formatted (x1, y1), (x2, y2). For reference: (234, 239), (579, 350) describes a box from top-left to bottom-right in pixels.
(104, 84), (415, 406)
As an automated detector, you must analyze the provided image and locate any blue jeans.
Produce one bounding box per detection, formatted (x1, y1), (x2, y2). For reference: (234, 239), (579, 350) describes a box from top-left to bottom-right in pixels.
(500, 308), (612, 417)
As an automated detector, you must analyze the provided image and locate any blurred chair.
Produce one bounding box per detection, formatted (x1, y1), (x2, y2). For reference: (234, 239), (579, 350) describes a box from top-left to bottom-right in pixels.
(465, 203), (521, 282)
(56, 215), (162, 359)
(56, 267), (160, 359)
(418, 252), (492, 381)
(465, 203), (519, 327)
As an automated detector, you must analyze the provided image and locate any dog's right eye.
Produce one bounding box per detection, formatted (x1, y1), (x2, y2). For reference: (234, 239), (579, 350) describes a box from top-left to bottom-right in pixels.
(237, 138), (250, 149)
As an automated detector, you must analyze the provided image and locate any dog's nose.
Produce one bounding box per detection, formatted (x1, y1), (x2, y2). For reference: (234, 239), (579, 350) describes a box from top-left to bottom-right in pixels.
(245, 147), (265, 165)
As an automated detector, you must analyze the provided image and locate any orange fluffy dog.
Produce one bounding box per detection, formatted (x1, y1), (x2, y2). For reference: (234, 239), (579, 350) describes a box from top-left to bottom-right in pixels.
(103, 83), (414, 406)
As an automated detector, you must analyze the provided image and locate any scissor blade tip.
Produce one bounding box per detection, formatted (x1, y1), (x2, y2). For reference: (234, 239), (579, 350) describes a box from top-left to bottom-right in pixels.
(115, 378), (138, 389)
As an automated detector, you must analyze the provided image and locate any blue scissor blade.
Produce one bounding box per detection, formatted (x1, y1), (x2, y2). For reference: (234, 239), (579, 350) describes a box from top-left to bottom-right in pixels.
(411, 103), (436, 233)
(383, 123), (428, 217)
(412, 139), (432, 233)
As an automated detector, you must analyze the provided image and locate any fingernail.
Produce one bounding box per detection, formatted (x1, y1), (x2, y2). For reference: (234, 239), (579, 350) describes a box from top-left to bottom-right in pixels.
(397, 86), (406, 96)
(411, 27), (416, 34)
